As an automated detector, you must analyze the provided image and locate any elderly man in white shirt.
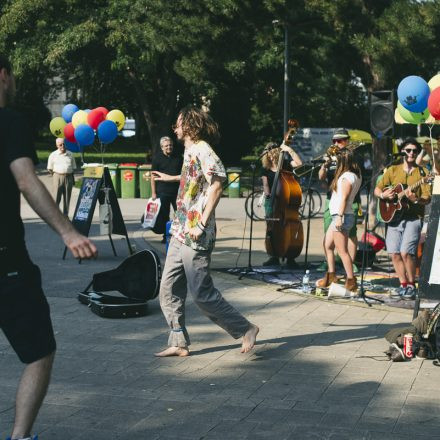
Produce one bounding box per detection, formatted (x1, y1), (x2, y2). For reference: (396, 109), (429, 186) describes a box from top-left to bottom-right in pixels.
(47, 138), (77, 215)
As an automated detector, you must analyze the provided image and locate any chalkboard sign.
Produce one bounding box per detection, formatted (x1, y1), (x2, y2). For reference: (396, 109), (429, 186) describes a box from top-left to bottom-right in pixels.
(64, 166), (131, 258)
(418, 175), (440, 300)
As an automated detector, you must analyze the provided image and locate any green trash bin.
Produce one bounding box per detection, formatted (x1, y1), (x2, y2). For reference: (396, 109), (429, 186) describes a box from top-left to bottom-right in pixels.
(138, 164), (152, 199)
(106, 163), (120, 197)
(119, 163), (138, 198)
(226, 167), (242, 198)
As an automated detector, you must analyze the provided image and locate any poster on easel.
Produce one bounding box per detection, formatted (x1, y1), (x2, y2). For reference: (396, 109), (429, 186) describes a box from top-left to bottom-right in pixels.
(418, 175), (440, 299)
(63, 166), (132, 259)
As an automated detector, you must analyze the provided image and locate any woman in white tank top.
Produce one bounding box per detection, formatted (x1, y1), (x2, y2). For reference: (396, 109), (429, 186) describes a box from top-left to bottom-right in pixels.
(316, 149), (362, 293)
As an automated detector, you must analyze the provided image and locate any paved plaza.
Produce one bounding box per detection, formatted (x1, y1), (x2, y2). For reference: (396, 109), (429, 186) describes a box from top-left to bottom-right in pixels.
(1, 170), (439, 439)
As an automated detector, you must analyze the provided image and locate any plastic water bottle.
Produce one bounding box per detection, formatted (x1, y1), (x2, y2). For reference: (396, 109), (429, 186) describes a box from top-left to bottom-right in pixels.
(302, 270), (311, 293)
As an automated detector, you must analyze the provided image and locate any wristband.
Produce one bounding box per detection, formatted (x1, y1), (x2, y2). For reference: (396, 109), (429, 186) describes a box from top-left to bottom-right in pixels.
(337, 214), (343, 218)
(197, 223), (206, 232)
(200, 220), (206, 228)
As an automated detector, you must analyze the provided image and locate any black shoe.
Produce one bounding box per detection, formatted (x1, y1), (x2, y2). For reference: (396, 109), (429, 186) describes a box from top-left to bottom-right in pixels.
(286, 258), (299, 269)
(263, 256), (280, 266)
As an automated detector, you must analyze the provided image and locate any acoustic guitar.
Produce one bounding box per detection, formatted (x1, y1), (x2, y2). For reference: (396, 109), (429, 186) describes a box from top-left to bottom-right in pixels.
(379, 173), (433, 223)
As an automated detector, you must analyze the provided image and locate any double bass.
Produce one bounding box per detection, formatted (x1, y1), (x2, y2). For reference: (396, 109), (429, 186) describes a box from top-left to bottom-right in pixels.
(265, 119), (304, 260)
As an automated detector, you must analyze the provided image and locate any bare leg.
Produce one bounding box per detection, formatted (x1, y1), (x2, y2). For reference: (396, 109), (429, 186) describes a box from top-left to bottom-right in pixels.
(334, 231), (353, 279)
(401, 252), (416, 283)
(11, 351), (55, 439)
(348, 235), (358, 263)
(324, 230), (336, 273)
(241, 324), (259, 353)
(391, 253), (408, 284)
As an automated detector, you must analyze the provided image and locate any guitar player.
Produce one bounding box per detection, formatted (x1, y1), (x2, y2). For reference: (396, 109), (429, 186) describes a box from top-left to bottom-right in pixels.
(374, 138), (432, 300)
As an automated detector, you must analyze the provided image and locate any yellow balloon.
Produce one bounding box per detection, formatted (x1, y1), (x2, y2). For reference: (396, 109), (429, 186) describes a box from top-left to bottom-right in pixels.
(394, 108), (406, 124)
(428, 74), (440, 91)
(49, 117), (66, 137)
(106, 109), (126, 131)
(71, 110), (89, 128)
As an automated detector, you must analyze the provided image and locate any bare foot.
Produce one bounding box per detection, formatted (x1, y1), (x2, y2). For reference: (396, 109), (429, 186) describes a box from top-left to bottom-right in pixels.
(154, 347), (190, 357)
(240, 324), (259, 353)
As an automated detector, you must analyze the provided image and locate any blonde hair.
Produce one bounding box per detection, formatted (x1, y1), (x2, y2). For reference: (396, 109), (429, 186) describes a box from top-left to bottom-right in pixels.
(261, 142), (280, 169)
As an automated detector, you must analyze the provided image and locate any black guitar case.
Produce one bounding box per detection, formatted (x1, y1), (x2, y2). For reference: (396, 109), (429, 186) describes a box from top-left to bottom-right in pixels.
(78, 249), (161, 318)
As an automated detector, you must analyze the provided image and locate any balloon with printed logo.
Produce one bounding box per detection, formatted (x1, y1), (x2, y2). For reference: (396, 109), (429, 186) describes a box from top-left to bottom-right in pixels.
(106, 109), (125, 131)
(428, 87), (440, 120)
(96, 106), (109, 118)
(397, 101), (430, 124)
(397, 76), (430, 113)
(87, 108), (105, 130)
(97, 120), (118, 144)
(61, 103), (79, 123)
(49, 117), (66, 137)
(64, 122), (76, 143)
(65, 139), (81, 152)
(71, 110), (89, 128)
(74, 124), (95, 147)
(428, 74), (440, 91)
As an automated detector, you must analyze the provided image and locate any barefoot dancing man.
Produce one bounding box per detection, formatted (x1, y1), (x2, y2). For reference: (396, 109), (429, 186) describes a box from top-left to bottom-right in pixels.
(155, 106), (259, 357)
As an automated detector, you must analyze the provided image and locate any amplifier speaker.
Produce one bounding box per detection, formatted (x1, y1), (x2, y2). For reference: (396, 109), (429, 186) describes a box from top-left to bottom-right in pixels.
(370, 90), (394, 137)
(355, 242), (376, 268)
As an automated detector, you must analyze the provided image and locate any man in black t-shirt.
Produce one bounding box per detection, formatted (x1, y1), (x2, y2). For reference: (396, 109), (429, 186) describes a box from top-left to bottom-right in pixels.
(0, 55), (97, 440)
(151, 136), (183, 242)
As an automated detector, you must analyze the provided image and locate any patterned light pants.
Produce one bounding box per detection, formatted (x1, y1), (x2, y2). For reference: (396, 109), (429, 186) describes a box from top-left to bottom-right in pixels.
(159, 237), (251, 347)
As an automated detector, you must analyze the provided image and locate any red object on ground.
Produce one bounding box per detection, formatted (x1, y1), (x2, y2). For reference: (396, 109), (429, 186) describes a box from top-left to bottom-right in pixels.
(403, 333), (413, 358)
(360, 231), (385, 253)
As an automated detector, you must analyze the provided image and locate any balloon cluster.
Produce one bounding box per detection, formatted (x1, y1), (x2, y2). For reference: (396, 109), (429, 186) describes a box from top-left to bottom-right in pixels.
(396, 74), (440, 124)
(49, 104), (126, 152)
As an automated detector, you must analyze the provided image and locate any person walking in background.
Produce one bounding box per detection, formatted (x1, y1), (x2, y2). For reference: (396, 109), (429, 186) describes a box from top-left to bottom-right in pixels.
(260, 141), (303, 267)
(154, 106), (259, 357)
(150, 136), (183, 243)
(0, 54), (97, 440)
(47, 137), (76, 216)
(316, 149), (362, 293)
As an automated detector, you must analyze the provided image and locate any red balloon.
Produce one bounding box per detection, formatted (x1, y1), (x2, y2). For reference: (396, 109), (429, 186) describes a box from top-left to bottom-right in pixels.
(428, 87), (440, 120)
(87, 109), (105, 130)
(64, 122), (76, 143)
(96, 106), (109, 117)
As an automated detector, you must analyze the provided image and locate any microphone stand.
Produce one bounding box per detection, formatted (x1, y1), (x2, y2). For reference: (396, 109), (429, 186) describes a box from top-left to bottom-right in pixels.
(357, 154), (400, 306)
(239, 150), (279, 280)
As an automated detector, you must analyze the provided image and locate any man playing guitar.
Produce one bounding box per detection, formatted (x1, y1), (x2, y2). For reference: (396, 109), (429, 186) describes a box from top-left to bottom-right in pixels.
(374, 138), (431, 300)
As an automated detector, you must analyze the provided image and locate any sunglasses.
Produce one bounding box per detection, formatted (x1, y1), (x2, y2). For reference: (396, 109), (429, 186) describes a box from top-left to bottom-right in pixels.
(404, 149), (418, 154)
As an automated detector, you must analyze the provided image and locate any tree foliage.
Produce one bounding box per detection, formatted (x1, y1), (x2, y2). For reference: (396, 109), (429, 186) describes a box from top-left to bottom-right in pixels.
(1, 0), (440, 162)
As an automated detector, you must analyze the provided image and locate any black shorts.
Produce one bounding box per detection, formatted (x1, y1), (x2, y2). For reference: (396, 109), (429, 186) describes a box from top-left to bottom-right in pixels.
(0, 264), (56, 364)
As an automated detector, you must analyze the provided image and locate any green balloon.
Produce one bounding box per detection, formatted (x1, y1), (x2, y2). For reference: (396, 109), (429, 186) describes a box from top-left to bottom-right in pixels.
(397, 101), (430, 124)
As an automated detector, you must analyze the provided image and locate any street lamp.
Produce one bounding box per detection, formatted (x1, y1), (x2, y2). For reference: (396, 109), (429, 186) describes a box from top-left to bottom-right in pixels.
(273, 20), (290, 135)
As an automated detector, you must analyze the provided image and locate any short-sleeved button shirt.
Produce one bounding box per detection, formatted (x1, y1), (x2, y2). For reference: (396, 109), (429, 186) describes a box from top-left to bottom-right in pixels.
(171, 141), (226, 251)
(376, 163), (432, 220)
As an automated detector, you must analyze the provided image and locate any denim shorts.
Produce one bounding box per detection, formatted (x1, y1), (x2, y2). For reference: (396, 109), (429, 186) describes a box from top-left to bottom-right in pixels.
(331, 213), (355, 233)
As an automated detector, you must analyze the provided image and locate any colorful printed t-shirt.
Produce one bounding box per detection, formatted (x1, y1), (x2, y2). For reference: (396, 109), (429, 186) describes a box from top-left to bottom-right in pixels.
(171, 140), (226, 251)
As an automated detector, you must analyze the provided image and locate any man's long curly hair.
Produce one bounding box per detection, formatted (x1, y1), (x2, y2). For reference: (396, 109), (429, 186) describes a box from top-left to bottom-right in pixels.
(178, 105), (220, 146)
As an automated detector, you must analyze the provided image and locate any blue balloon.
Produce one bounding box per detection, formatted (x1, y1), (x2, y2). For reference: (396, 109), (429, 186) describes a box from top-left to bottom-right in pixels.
(97, 120), (118, 144)
(74, 124), (95, 147)
(65, 139), (81, 153)
(397, 76), (430, 113)
(61, 103), (79, 123)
